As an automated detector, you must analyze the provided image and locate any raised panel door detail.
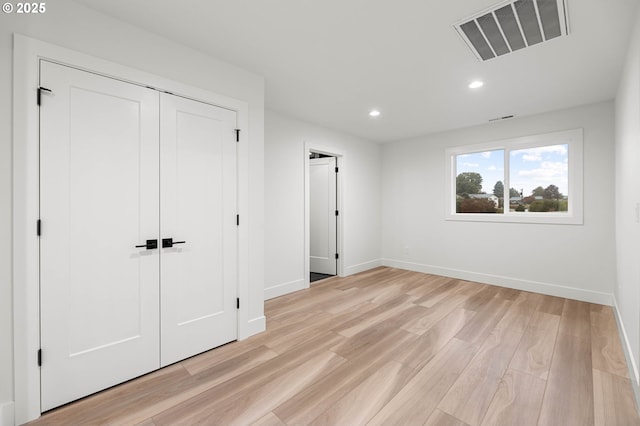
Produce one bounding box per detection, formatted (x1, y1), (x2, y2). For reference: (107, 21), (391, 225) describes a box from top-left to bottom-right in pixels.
(39, 61), (161, 411)
(159, 93), (238, 367)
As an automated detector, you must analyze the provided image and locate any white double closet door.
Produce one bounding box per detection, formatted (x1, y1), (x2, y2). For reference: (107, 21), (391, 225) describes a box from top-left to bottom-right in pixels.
(39, 61), (238, 411)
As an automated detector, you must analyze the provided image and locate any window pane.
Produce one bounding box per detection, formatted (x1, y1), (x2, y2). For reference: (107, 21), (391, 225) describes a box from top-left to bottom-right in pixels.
(509, 144), (568, 213)
(456, 150), (504, 213)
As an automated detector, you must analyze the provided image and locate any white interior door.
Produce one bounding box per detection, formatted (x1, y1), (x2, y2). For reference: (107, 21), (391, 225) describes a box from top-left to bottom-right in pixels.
(159, 93), (238, 366)
(39, 62), (239, 410)
(39, 61), (161, 411)
(310, 156), (337, 275)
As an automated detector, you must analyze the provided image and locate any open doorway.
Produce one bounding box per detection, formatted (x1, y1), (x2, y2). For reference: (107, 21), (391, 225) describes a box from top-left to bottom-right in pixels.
(309, 152), (337, 282)
(304, 144), (344, 287)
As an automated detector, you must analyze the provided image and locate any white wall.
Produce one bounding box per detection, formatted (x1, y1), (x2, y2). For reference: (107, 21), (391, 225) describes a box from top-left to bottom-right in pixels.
(615, 4), (640, 399)
(264, 109), (381, 299)
(381, 101), (616, 304)
(1, 2), (264, 423)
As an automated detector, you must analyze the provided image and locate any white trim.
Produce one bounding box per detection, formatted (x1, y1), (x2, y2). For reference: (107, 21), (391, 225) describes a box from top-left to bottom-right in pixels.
(445, 128), (583, 225)
(0, 402), (14, 426)
(264, 279), (306, 300)
(12, 34), (255, 424)
(612, 296), (640, 412)
(304, 143), (346, 290)
(240, 316), (267, 341)
(344, 259), (383, 277)
(381, 258), (612, 305)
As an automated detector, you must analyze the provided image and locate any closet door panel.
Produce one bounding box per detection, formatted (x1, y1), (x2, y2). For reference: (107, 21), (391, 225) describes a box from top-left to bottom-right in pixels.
(160, 93), (238, 366)
(39, 61), (161, 411)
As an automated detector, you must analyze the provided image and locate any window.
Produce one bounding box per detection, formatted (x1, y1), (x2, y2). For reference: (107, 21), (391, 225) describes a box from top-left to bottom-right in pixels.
(446, 129), (583, 224)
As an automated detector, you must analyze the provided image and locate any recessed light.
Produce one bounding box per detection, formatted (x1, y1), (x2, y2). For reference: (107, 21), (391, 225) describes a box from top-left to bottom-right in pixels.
(369, 109), (381, 117)
(469, 80), (484, 89)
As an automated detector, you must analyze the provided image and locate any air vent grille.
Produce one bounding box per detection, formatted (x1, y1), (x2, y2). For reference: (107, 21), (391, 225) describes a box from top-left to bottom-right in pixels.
(454, 0), (568, 61)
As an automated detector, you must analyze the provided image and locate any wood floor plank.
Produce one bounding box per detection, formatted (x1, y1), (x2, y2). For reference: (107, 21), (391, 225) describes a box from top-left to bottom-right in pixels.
(265, 324), (335, 354)
(494, 286), (521, 301)
(182, 343), (278, 376)
(367, 283), (406, 305)
(558, 299), (592, 339)
(403, 284), (483, 335)
(492, 291), (536, 336)
(591, 308), (629, 378)
(538, 333), (594, 426)
(455, 297), (512, 344)
(593, 369), (640, 426)
(535, 294), (565, 316)
(266, 307), (325, 326)
(265, 287), (341, 315)
(320, 286), (390, 314)
(368, 338), (478, 426)
(424, 409), (471, 426)
(28, 267), (639, 426)
(333, 267), (407, 291)
(509, 310), (560, 380)
(438, 328), (523, 425)
(273, 328), (417, 425)
(154, 350), (345, 425)
(395, 308), (476, 370)
(462, 286), (499, 311)
(332, 294), (413, 337)
(183, 345), (279, 388)
(30, 363), (193, 425)
(330, 309), (424, 359)
(250, 412), (286, 426)
(410, 276), (459, 306)
(134, 419), (157, 426)
(148, 331), (343, 426)
(479, 369), (546, 426)
(308, 360), (413, 425)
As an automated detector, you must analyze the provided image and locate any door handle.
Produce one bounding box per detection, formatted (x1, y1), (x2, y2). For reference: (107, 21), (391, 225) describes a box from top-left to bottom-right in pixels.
(162, 238), (186, 248)
(135, 239), (158, 250)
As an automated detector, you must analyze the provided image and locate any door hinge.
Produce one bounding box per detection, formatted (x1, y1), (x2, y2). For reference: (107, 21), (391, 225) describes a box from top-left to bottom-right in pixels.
(37, 349), (42, 367)
(335, 166), (339, 173)
(235, 129), (240, 142)
(335, 253), (339, 260)
(236, 298), (240, 309)
(236, 214), (240, 226)
(36, 219), (41, 237)
(37, 87), (52, 106)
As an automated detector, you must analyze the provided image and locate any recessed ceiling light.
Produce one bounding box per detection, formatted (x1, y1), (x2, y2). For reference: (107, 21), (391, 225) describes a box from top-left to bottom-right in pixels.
(369, 110), (381, 117)
(469, 80), (484, 89)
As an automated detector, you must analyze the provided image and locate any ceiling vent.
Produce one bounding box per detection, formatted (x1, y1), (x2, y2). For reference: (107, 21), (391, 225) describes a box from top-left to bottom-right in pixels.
(454, 0), (569, 61)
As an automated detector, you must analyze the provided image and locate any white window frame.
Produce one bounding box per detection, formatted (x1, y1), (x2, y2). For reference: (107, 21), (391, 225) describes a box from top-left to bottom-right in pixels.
(445, 128), (583, 225)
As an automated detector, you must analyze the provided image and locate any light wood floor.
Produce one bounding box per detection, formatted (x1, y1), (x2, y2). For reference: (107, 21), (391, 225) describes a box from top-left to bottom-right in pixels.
(30, 267), (640, 425)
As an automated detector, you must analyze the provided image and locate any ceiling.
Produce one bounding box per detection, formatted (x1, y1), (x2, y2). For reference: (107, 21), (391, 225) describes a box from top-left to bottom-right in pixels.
(74, 0), (639, 143)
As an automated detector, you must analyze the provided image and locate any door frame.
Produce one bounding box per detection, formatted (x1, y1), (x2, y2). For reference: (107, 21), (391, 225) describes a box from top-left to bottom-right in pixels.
(304, 142), (345, 288)
(12, 34), (251, 424)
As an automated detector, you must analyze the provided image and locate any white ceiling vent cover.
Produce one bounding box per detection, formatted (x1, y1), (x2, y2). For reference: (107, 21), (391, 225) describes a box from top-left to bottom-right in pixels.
(454, 0), (569, 61)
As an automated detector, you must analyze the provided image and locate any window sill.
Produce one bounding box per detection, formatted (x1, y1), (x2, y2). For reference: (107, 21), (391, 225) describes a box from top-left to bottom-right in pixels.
(445, 213), (583, 225)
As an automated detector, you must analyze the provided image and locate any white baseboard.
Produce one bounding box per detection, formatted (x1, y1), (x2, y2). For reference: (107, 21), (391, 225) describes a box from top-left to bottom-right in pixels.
(0, 401), (14, 426)
(612, 296), (640, 413)
(381, 258), (613, 306)
(343, 259), (382, 277)
(240, 315), (266, 340)
(264, 279), (306, 300)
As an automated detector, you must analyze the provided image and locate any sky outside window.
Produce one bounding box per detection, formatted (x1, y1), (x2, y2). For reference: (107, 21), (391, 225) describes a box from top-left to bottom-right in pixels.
(510, 144), (568, 197)
(456, 149), (504, 194)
